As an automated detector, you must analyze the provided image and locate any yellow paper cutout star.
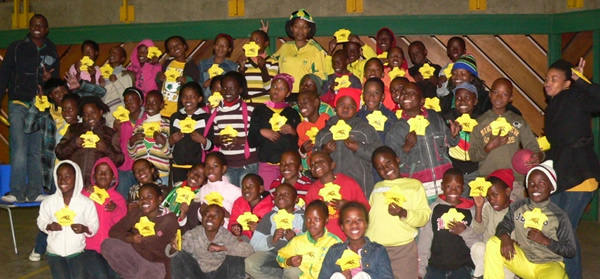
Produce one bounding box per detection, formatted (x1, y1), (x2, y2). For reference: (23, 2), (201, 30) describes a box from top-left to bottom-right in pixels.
(330, 120), (352, 140)
(59, 123), (70, 136)
(469, 177), (493, 197)
(175, 186), (195, 205)
(80, 131), (100, 148)
(424, 97), (441, 112)
(165, 67), (181, 82)
(135, 216), (156, 237)
(334, 75), (351, 91)
(35, 95), (51, 111)
(336, 249), (362, 271)
(79, 56), (94, 72)
(305, 127), (319, 143)
(269, 112), (288, 132)
(334, 29), (351, 43)
(243, 42), (261, 58)
(296, 198), (306, 208)
(419, 63), (435, 79)
(388, 67), (406, 79)
(523, 208), (548, 231)
(147, 46), (162, 59)
(176, 229), (182, 251)
(55, 206), (76, 227)
(143, 122), (161, 138)
(537, 136), (551, 152)
(208, 64), (224, 79)
(298, 245), (321, 265)
(112, 106), (130, 123)
(407, 115), (430, 136)
(89, 186), (110, 205)
(236, 212), (259, 231)
(441, 208), (466, 229)
(208, 92), (223, 107)
(219, 125), (239, 138)
(395, 109), (403, 120)
(319, 182), (342, 202)
(100, 64), (113, 79)
(205, 191), (224, 207)
(377, 52), (388, 59)
(490, 117), (512, 136)
(273, 209), (295, 230)
(455, 114), (478, 133)
(571, 68), (591, 84)
(180, 117), (197, 134)
(366, 110), (388, 131)
(444, 63), (454, 78)
(384, 186), (407, 207)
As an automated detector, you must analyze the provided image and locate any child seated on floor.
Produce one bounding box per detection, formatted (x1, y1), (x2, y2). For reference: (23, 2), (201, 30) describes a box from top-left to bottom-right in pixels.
(229, 174), (274, 241)
(127, 158), (170, 211)
(162, 162), (207, 218)
(270, 151), (313, 200)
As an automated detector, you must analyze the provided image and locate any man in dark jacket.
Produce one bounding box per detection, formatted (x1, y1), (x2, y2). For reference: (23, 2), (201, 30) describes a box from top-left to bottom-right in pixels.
(0, 14), (60, 202)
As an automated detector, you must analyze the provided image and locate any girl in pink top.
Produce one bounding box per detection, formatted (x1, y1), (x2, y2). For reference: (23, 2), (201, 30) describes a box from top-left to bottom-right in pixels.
(128, 39), (162, 96)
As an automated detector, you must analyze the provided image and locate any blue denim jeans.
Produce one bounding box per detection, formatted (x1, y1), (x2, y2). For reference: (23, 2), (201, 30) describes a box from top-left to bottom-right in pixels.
(224, 163), (258, 187)
(47, 253), (86, 279)
(117, 170), (137, 200)
(34, 230), (48, 255)
(550, 190), (595, 279)
(425, 264), (472, 279)
(9, 102), (42, 201)
(83, 249), (119, 279)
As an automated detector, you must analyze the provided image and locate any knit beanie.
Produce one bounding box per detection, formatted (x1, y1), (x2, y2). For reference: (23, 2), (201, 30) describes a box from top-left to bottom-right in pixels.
(525, 160), (558, 194)
(487, 169), (515, 189)
(285, 9), (317, 40)
(335, 88), (362, 112)
(452, 54), (478, 78)
(452, 81), (478, 98)
(272, 73), (295, 92)
(300, 74), (323, 95)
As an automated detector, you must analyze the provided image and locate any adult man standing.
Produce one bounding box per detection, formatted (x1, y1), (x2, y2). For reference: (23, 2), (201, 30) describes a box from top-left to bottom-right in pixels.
(0, 14), (60, 202)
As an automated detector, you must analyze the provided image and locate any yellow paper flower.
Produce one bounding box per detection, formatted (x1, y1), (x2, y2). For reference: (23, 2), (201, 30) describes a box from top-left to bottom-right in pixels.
(269, 112), (288, 132)
(334, 75), (351, 91)
(419, 63), (435, 79)
(236, 212), (259, 231)
(243, 42), (261, 58)
(395, 109), (403, 120)
(424, 97), (441, 112)
(208, 64), (224, 79)
(219, 125), (239, 138)
(100, 64), (113, 79)
(273, 209), (295, 230)
(469, 177), (493, 197)
(384, 186), (407, 206)
(388, 67), (406, 79)
(523, 208), (548, 231)
(441, 208), (466, 229)
(335, 249), (362, 271)
(89, 186), (110, 205)
(366, 110), (388, 132)
(334, 29), (351, 43)
(79, 56), (94, 72)
(135, 216), (156, 237)
(208, 92), (223, 107)
(143, 122), (161, 138)
(81, 131), (100, 148)
(112, 106), (130, 123)
(296, 198), (306, 208)
(55, 206), (76, 227)
(35, 95), (51, 111)
(319, 182), (342, 202)
(455, 114), (478, 133)
(176, 229), (182, 251)
(298, 246), (321, 265)
(490, 117), (512, 136)
(330, 120), (352, 140)
(407, 115), (430, 136)
(305, 127), (319, 143)
(165, 67), (181, 82)
(147, 46), (162, 59)
(377, 52), (388, 59)
(204, 191), (224, 207)
(175, 186), (195, 205)
(180, 117), (197, 134)
(444, 63), (454, 78)
(571, 68), (591, 84)
(537, 136), (551, 152)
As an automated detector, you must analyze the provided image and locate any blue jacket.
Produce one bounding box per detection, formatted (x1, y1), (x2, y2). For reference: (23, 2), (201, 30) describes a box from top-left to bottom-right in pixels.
(318, 237), (393, 279)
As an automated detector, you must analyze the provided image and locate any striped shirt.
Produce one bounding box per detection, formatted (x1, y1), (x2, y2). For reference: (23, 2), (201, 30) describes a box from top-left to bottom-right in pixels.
(128, 113), (172, 177)
(210, 100), (258, 167)
(243, 56), (279, 104)
(170, 107), (213, 166)
(269, 173), (313, 199)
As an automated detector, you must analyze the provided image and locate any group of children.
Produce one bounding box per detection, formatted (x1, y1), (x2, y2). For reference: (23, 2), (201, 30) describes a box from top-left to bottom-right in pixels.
(23, 7), (590, 279)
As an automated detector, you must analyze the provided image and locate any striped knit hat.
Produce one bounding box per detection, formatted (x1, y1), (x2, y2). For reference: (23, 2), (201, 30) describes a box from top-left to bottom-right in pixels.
(525, 160), (557, 194)
(452, 54), (478, 78)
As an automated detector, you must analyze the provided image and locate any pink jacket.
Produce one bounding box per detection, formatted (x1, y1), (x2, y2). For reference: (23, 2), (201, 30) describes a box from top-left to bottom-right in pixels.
(118, 111), (145, 171)
(127, 39), (162, 96)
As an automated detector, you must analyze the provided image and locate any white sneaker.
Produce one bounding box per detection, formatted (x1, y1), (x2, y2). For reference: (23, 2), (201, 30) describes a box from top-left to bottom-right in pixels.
(1, 195), (17, 203)
(34, 195), (47, 202)
(29, 249), (41, 262)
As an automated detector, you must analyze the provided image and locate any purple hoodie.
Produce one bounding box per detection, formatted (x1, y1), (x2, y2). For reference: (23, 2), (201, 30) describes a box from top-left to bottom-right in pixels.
(127, 39), (162, 95)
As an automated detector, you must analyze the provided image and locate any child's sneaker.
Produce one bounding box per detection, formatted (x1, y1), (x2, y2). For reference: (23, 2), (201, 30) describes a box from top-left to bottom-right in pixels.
(1, 194), (18, 203)
(34, 195), (48, 202)
(28, 249), (41, 262)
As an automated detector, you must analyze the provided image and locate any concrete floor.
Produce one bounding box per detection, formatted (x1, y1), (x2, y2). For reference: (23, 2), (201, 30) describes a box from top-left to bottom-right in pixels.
(1, 207), (599, 278)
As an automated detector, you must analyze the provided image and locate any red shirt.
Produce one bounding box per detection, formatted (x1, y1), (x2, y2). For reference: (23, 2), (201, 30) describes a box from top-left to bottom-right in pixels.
(270, 172), (314, 200)
(228, 194), (274, 239)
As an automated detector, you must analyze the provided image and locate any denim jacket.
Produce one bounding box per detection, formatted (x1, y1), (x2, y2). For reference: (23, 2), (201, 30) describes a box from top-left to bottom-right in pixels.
(318, 237), (393, 279)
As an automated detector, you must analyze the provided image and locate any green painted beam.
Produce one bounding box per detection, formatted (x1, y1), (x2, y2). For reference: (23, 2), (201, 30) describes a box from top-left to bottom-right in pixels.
(547, 33), (562, 66)
(552, 9), (600, 34)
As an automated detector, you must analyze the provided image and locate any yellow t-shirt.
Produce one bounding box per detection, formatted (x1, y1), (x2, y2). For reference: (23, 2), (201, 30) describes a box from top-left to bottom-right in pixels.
(273, 40), (328, 93)
(161, 60), (186, 117)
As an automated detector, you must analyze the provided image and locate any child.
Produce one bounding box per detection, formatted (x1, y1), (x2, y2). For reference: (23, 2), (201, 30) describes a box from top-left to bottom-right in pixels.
(169, 204), (254, 279)
(102, 183), (178, 279)
(208, 71), (259, 187)
(304, 151), (369, 241)
(314, 88), (383, 197)
(437, 37), (466, 98)
(320, 50), (362, 108)
(246, 183), (305, 279)
(128, 90), (172, 182)
(364, 57), (396, 111)
(82, 157), (127, 278)
(318, 202), (394, 279)
(127, 158), (171, 211)
(270, 151), (313, 200)
(199, 33), (238, 100)
(69, 40), (102, 85)
(383, 47), (415, 99)
(471, 168), (514, 279)
(385, 82), (460, 202)
(417, 169), (481, 278)
(357, 78), (397, 143)
(162, 162), (206, 217)
(375, 27), (397, 60)
(55, 96), (124, 187)
(248, 73), (301, 188)
(484, 161), (576, 279)
(366, 146), (431, 279)
(298, 74), (337, 117)
(296, 89), (330, 172)
(277, 200), (342, 278)
(407, 41), (441, 84)
(169, 81), (213, 184)
(157, 35), (200, 117)
(229, 174), (273, 240)
(127, 39), (162, 95)
(469, 78), (542, 200)
(341, 35), (377, 81)
(389, 76), (410, 113)
(238, 30), (279, 104)
(102, 46), (135, 128)
(37, 161), (99, 278)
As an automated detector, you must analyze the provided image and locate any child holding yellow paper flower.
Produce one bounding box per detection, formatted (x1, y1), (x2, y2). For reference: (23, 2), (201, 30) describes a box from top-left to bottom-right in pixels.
(357, 78), (397, 143)
(199, 33), (238, 100)
(68, 40), (102, 85)
(238, 30), (279, 104)
(296, 89), (331, 172)
(484, 161), (576, 279)
(270, 151), (313, 200)
(320, 50), (362, 108)
(229, 174), (273, 240)
(127, 158), (171, 211)
(37, 161), (99, 279)
(127, 39), (162, 95)
(436, 37), (466, 99)
(162, 162), (206, 219)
